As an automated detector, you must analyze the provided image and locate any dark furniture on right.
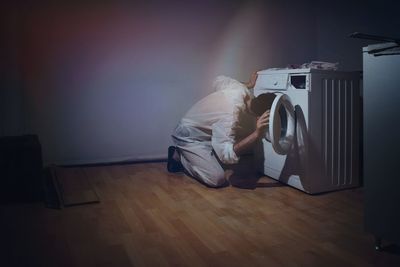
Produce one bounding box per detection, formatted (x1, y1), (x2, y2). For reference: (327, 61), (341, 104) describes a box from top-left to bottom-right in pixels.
(363, 42), (400, 250)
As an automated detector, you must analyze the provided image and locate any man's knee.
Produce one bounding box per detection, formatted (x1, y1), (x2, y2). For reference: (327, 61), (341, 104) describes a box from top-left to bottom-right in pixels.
(190, 165), (226, 188)
(204, 169), (226, 188)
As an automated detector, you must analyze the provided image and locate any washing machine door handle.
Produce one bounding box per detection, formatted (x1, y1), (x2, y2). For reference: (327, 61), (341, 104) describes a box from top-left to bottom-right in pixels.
(269, 93), (296, 155)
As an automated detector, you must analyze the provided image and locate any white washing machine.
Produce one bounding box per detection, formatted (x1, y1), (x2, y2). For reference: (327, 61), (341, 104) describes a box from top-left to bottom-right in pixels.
(254, 68), (361, 194)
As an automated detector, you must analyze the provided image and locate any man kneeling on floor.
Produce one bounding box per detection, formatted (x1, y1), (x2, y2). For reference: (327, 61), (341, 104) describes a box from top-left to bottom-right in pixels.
(168, 72), (275, 187)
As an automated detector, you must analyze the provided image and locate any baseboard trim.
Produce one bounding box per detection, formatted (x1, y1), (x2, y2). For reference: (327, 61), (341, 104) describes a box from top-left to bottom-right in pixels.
(52, 157), (167, 168)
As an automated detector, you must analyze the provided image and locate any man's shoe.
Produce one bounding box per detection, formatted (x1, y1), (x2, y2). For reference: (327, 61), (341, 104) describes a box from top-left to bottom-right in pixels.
(167, 146), (183, 173)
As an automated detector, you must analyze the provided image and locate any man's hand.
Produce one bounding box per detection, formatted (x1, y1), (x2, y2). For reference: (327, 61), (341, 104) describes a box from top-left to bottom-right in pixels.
(255, 110), (270, 138)
(233, 110), (270, 156)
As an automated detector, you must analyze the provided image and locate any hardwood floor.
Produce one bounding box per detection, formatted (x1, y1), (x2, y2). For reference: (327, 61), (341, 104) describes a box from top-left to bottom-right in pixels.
(1, 162), (399, 267)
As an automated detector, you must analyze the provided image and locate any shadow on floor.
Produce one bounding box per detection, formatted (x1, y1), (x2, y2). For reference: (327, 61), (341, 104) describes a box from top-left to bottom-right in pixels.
(229, 176), (286, 190)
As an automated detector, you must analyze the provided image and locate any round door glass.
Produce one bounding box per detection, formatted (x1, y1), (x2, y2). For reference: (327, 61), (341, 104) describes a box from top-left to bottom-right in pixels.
(279, 105), (288, 138)
(269, 93), (295, 155)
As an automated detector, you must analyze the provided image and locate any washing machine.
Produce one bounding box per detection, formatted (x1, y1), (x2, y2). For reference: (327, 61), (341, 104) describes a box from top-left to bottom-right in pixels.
(254, 68), (361, 194)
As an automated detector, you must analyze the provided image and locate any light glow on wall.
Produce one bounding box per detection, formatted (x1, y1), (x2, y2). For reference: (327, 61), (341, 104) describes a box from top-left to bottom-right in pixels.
(208, 1), (267, 83)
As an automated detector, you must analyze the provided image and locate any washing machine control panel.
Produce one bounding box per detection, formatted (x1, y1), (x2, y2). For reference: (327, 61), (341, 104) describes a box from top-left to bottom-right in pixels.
(255, 69), (312, 94)
(254, 72), (311, 93)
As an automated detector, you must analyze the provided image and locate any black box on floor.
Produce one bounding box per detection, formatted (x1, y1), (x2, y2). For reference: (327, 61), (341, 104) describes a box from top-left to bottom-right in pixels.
(0, 135), (43, 203)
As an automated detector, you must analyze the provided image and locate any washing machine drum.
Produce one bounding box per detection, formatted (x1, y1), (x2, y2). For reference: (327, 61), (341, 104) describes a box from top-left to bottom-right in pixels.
(268, 93), (295, 155)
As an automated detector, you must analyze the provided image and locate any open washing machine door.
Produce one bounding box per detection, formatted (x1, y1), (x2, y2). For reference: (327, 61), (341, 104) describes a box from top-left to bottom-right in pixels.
(268, 93), (295, 155)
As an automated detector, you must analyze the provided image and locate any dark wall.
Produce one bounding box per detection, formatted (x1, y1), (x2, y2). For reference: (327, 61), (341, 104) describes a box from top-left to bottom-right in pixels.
(1, 5), (24, 137)
(2, 1), (317, 164)
(316, 0), (400, 71)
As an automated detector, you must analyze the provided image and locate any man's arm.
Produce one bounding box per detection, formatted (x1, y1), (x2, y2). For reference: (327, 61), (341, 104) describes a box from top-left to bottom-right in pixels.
(233, 110), (270, 156)
(243, 71), (258, 89)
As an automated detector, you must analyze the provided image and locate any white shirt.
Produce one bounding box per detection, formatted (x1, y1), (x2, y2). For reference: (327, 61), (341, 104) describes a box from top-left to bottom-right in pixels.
(179, 76), (253, 164)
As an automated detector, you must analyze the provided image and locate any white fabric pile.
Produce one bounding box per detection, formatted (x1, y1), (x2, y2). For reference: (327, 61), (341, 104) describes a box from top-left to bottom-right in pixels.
(300, 61), (339, 70)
